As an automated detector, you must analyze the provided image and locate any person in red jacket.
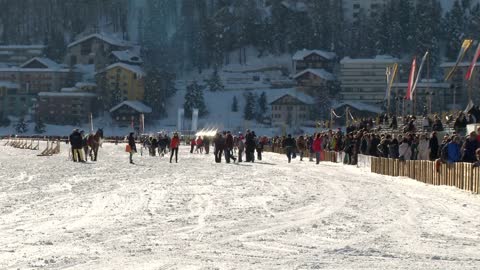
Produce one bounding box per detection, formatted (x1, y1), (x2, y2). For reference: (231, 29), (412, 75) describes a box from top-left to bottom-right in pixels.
(170, 132), (180, 163)
(313, 133), (323, 164)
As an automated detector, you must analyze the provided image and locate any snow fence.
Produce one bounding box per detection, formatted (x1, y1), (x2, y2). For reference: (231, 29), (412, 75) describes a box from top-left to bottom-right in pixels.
(264, 147), (480, 195)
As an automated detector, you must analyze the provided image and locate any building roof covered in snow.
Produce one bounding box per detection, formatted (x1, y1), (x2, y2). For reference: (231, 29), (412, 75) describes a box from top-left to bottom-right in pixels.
(38, 92), (97, 97)
(100, 62), (145, 77)
(110, 100), (152, 114)
(340, 55), (402, 64)
(20, 57), (61, 69)
(0, 45), (45, 50)
(293, 68), (335, 81)
(67, 33), (132, 48)
(292, 49), (336, 61)
(332, 101), (383, 114)
(269, 90), (315, 105)
(111, 50), (143, 64)
(75, 82), (97, 88)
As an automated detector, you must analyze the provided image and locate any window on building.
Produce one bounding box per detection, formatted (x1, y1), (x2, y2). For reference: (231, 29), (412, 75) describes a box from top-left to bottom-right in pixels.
(70, 55), (77, 65)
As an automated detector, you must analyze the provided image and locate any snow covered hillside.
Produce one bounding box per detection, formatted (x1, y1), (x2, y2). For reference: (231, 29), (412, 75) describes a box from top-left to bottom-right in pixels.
(1, 142), (480, 269)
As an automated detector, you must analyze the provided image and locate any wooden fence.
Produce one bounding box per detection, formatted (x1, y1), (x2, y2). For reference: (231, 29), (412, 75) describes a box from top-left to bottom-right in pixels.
(264, 146), (480, 194)
(370, 157), (480, 194)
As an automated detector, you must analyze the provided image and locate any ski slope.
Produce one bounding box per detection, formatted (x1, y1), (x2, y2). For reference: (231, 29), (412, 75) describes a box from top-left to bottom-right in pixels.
(1, 142), (480, 269)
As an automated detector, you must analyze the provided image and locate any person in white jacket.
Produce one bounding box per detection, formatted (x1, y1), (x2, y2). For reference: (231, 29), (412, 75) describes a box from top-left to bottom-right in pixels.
(417, 134), (430, 160)
(398, 138), (412, 160)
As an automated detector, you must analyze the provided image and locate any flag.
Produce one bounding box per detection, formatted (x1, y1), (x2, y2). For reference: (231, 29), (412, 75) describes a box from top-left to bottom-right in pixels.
(385, 63), (398, 101)
(405, 57), (417, 100)
(411, 51), (429, 96)
(445, 39), (474, 81)
(466, 42), (480, 81)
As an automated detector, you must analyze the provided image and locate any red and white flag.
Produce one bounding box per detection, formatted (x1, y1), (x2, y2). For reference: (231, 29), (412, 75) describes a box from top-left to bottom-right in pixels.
(405, 57), (417, 101)
(465, 43), (480, 81)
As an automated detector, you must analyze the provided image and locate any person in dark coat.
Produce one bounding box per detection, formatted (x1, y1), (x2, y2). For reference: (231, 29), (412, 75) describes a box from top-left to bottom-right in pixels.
(282, 134), (296, 163)
(203, 136), (211, 154)
(245, 130), (256, 162)
(158, 134), (169, 157)
(225, 131), (236, 163)
(369, 135), (380, 157)
(388, 138), (400, 159)
(69, 129), (84, 162)
(128, 132), (137, 164)
(429, 132), (439, 161)
(213, 133), (225, 163)
(462, 132), (478, 163)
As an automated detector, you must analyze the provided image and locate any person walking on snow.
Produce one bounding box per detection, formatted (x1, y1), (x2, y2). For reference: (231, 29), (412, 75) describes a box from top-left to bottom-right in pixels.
(127, 132), (137, 164)
(313, 133), (322, 164)
(170, 132), (180, 163)
(282, 134), (296, 163)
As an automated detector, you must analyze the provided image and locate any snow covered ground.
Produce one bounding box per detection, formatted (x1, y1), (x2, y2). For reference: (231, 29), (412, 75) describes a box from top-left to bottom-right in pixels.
(1, 142), (480, 269)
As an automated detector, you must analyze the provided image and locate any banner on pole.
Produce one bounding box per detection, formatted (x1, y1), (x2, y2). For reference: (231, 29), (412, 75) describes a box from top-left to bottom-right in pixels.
(405, 57), (417, 100)
(192, 108), (199, 132)
(445, 39), (473, 81)
(177, 108), (184, 132)
(466, 42), (480, 81)
(411, 51), (429, 97)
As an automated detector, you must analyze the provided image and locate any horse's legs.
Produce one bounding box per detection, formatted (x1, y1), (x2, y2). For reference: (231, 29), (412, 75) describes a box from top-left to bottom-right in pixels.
(94, 146), (98, 161)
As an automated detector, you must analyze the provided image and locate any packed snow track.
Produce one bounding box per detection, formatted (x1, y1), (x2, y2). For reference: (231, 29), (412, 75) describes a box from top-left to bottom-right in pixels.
(1, 142), (480, 269)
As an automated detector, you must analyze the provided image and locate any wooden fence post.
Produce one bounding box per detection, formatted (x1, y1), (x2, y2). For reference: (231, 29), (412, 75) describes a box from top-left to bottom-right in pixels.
(474, 166), (480, 194)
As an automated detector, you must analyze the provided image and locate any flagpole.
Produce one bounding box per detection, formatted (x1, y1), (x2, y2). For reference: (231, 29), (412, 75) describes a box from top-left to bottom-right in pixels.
(330, 109), (334, 129)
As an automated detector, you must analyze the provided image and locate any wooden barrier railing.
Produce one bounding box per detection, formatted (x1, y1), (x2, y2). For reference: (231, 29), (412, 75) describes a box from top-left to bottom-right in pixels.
(264, 146), (479, 195)
(370, 157), (479, 194)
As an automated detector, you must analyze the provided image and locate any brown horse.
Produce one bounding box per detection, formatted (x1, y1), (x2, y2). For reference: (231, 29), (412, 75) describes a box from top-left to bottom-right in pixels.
(87, 129), (103, 161)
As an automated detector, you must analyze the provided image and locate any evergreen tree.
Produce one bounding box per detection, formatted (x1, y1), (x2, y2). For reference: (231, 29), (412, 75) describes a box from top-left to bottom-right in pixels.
(444, 0), (467, 60)
(183, 81), (208, 118)
(34, 118), (46, 134)
(44, 30), (66, 62)
(258, 92), (267, 115)
(414, 0), (442, 68)
(15, 117), (28, 134)
(144, 67), (177, 117)
(243, 92), (256, 120)
(232, 96), (238, 112)
(206, 68), (224, 92)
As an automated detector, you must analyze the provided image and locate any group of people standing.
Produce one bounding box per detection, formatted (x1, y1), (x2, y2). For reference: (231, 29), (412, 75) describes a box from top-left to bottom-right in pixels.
(127, 132), (180, 164)
(212, 130), (265, 163)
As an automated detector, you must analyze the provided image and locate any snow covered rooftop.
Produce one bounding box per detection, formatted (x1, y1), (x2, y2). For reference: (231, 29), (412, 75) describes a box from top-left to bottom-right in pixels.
(38, 92), (97, 97)
(111, 50), (143, 64)
(269, 90), (315, 105)
(20, 57), (61, 69)
(67, 33), (132, 48)
(0, 81), (19, 88)
(0, 45), (45, 50)
(101, 63), (145, 77)
(292, 49), (336, 61)
(60, 87), (80, 93)
(110, 100), (152, 114)
(293, 68), (335, 81)
(75, 82), (97, 88)
(340, 55), (401, 64)
(332, 101), (383, 114)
